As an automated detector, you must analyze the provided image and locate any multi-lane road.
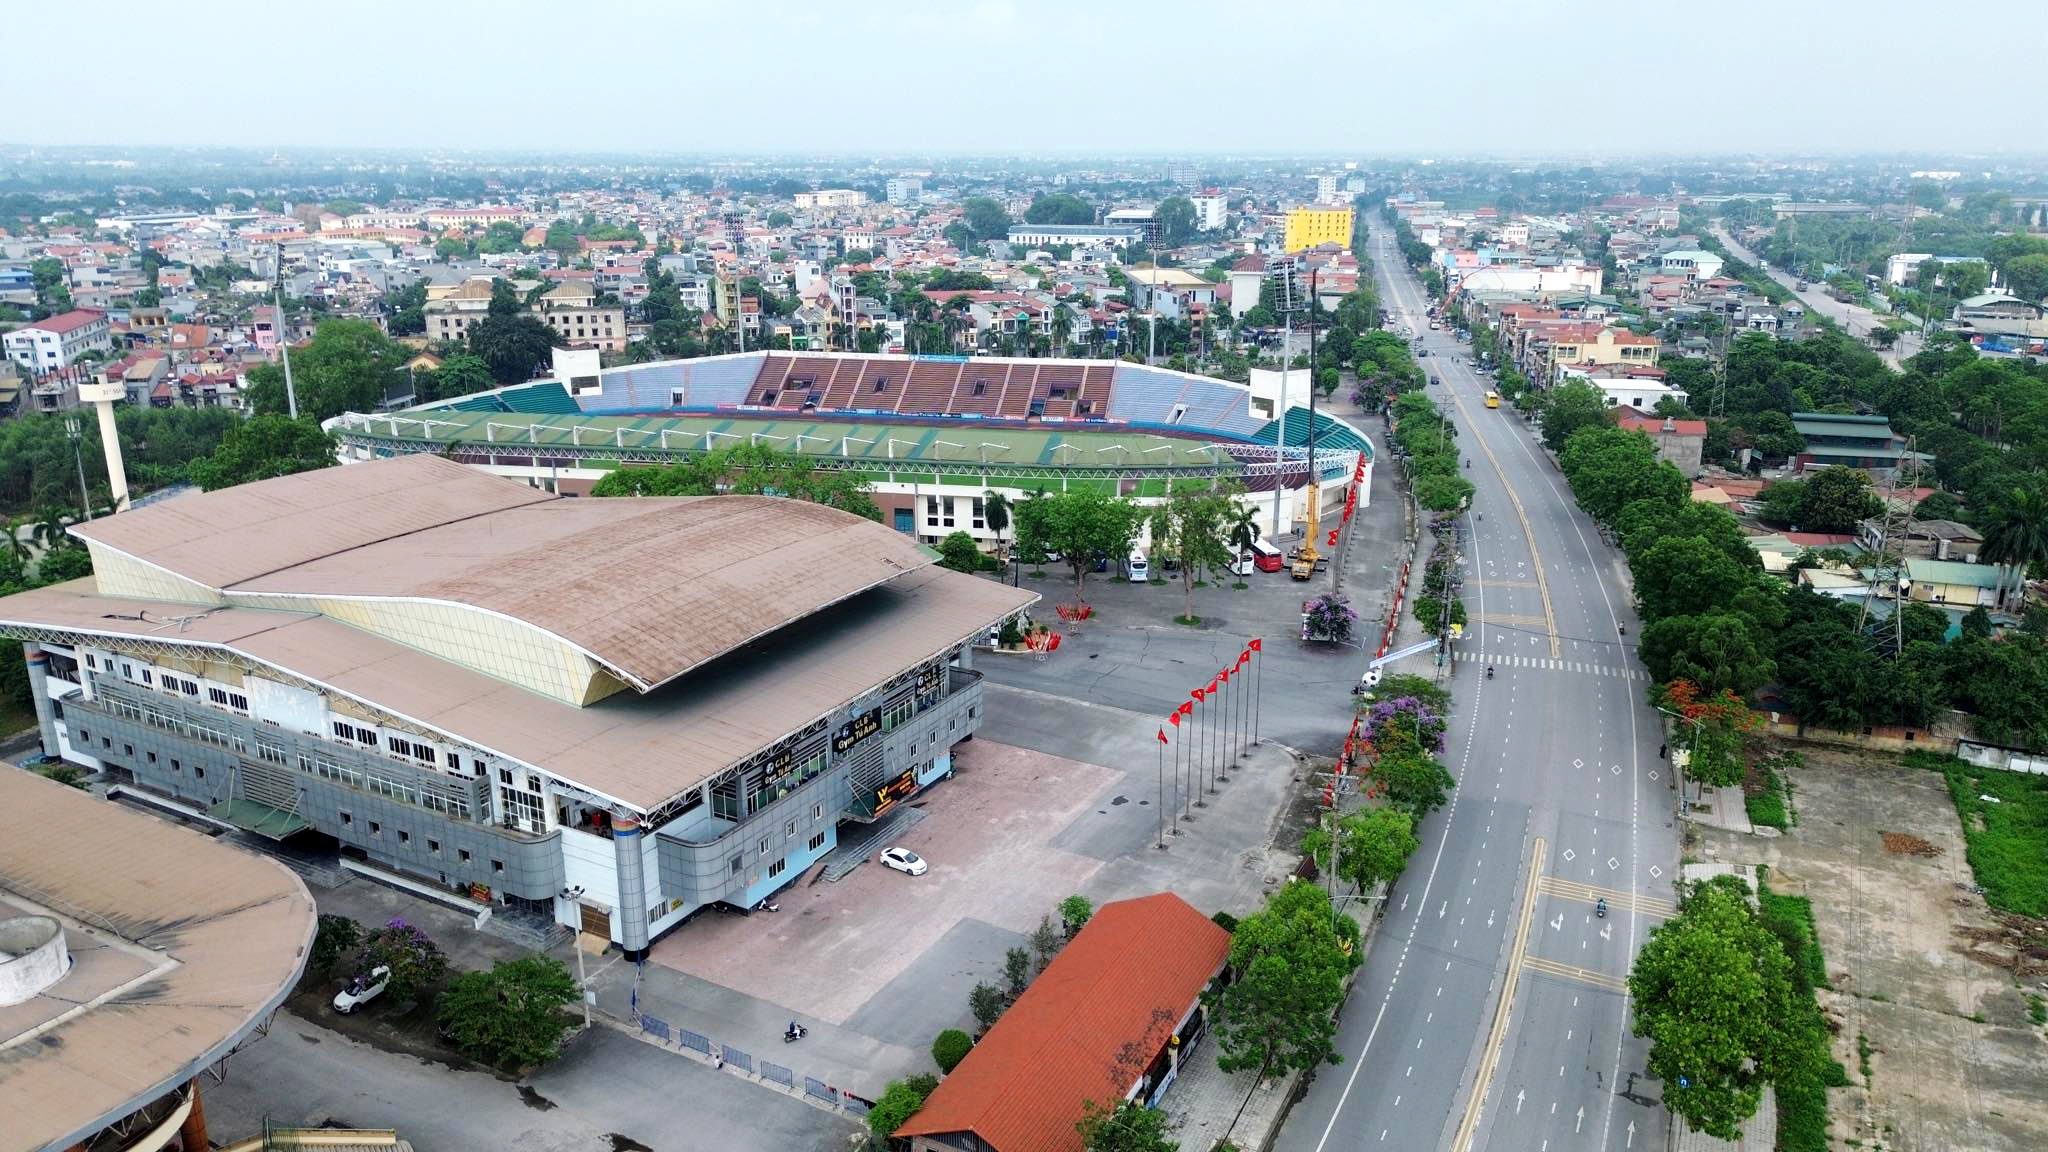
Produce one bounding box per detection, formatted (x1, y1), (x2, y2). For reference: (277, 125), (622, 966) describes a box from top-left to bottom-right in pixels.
(1275, 225), (1679, 1152)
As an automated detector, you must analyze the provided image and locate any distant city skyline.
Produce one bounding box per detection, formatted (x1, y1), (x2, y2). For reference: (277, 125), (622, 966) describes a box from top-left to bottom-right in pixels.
(10, 0), (2043, 157)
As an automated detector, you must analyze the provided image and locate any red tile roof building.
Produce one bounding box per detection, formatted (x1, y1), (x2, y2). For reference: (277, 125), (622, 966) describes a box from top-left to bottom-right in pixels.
(898, 893), (1230, 1152)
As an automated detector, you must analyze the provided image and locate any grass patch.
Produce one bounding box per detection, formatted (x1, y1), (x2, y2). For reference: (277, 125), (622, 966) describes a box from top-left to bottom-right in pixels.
(1231, 581), (1248, 590)
(1909, 750), (2048, 917)
(1746, 788), (1789, 830)
(1760, 877), (1833, 1151)
(1174, 614), (1203, 626)
(2028, 993), (2045, 1025)
(1857, 1032), (1873, 1082)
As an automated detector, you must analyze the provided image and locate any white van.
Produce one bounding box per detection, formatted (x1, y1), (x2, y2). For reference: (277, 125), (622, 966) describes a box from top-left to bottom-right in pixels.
(1127, 553), (1150, 582)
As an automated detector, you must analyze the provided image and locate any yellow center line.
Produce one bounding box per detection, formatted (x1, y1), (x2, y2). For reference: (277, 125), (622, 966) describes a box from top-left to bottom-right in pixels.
(1443, 381), (1560, 658)
(1521, 953), (1630, 993)
(1454, 836), (1545, 1151)
(1537, 875), (1678, 919)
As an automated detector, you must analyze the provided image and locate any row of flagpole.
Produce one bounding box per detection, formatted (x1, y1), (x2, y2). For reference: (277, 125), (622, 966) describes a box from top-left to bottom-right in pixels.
(1154, 637), (1265, 849)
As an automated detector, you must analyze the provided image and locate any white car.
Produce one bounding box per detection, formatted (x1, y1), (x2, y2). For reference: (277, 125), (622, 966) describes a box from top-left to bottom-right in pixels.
(1127, 553), (1149, 582)
(333, 964), (391, 1014)
(879, 846), (928, 876)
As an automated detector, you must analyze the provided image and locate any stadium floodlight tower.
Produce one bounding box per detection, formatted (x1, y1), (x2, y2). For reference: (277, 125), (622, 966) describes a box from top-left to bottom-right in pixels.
(75, 375), (130, 513)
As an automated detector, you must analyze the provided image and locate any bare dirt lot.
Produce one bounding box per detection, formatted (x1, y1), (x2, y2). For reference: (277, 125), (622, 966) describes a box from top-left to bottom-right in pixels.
(1693, 747), (2048, 1151)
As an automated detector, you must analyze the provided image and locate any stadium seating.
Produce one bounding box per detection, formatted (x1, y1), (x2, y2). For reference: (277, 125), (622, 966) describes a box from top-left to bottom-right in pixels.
(900, 360), (962, 414)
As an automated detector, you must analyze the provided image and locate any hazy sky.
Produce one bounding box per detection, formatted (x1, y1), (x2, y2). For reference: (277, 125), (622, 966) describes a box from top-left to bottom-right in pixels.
(12, 0), (2041, 156)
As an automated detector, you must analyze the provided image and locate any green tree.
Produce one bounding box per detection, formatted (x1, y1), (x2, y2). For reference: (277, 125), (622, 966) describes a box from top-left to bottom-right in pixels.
(188, 414), (337, 491)
(962, 197), (1012, 242)
(1075, 1099), (1179, 1152)
(1023, 194), (1095, 226)
(1059, 894), (1094, 936)
(468, 306), (565, 385)
(969, 981), (1006, 1031)
(867, 1078), (931, 1142)
(242, 317), (405, 421)
(310, 914), (362, 977)
(1638, 613), (1776, 698)
(418, 352), (496, 403)
(1150, 486), (1239, 621)
(937, 530), (983, 573)
(1630, 880), (1810, 1141)
(36, 547), (92, 584)
(589, 443), (879, 520)
(931, 1028), (974, 1074)
(1977, 485), (2048, 606)
(1375, 747), (1456, 818)
(358, 917), (448, 1004)
(1206, 882), (1360, 1090)
(1795, 467), (1882, 534)
(766, 210), (793, 228)
(1033, 488), (1141, 601)
(1634, 536), (1761, 623)
(436, 954), (579, 1069)
(1309, 807), (1419, 897)
(982, 490), (1012, 555)
(1540, 381), (1611, 452)
(1156, 197), (1198, 246)
(2003, 252), (2048, 303)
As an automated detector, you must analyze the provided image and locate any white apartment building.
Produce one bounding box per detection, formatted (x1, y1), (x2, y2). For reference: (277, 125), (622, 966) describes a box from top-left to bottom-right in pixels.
(3, 310), (112, 374)
(1316, 175), (1340, 204)
(886, 178), (923, 205)
(1191, 194), (1229, 231)
(795, 189), (866, 211)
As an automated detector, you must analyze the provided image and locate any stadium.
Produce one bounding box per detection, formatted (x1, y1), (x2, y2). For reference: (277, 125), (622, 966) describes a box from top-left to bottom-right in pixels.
(330, 350), (1376, 549)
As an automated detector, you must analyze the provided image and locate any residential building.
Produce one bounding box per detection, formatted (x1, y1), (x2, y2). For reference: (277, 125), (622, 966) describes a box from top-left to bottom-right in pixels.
(1584, 376), (1686, 412)
(1789, 412), (1917, 473)
(1104, 208), (1162, 246)
(1952, 292), (2040, 324)
(1903, 557), (2000, 607)
(895, 893), (1230, 1152)
(1658, 249), (1724, 281)
(1283, 207), (1354, 253)
(1617, 410), (1706, 475)
(1191, 193), (1228, 231)
(1857, 517), (1983, 563)
(885, 178), (922, 205)
(1227, 254), (1267, 318)
(1122, 267), (1217, 321)
(3, 455), (1034, 956)
(794, 189), (865, 211)
(4, 309), (112, 373)
(1317, 174), (1341, 204)
(424, 278), (625, 352)
(421, 207), (527, 231)
(1006, 225), (1144, 251)
(1, 769), (316, 1152)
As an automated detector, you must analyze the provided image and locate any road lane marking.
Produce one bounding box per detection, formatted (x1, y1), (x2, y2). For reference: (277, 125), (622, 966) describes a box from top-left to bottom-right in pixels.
(1451, 836), (1545, 1152)
(1521, 953), (1629, 993)
(1537, 875), (1676, 919)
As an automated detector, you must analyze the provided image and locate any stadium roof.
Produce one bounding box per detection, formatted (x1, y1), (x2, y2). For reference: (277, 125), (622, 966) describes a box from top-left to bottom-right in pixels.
(897, 893), (1229, 1152)
(0, 769), (315, 1152)
(72, 456), (937, 694)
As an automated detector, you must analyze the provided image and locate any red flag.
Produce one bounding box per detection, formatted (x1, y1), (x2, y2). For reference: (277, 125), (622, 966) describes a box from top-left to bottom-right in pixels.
(1179, 701), (1194, 717)
(1238, 649), (1251, 667)
(1192, 687), (1207, 702)
(1220, 665), (1231, 683)
(1169, 711), (1183, 727)
(1249, 637), (1263, 653)
(1156, 728), (1168, 744)
(1209, 677), (1220, 693)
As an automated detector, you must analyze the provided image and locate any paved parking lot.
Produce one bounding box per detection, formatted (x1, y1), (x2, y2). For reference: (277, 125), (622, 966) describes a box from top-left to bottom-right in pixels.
(649, 738), (1115, 1030)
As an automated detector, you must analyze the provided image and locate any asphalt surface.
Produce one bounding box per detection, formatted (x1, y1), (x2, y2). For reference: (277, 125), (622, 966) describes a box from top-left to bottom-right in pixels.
(1712, 224), (1921, 365)
(1274, 224), (1681, 1152)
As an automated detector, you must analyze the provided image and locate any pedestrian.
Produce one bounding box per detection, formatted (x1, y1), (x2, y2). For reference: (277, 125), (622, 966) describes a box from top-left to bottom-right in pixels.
(1658, 743), (1667, 760)
(713, 1044), (725, 1071)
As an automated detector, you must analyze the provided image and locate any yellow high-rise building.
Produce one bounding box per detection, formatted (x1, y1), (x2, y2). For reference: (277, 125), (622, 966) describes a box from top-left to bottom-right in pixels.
(1284, 206), (1354, 253)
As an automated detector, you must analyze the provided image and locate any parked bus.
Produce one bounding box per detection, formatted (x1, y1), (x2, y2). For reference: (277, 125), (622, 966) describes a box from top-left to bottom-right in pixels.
(1485, 390), (1501, 409)
(1245, 539), (1284, 573)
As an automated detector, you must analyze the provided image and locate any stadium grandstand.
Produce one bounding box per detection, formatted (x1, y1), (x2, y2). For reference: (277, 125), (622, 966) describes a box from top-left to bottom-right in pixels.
(329, 351), (1374, 549)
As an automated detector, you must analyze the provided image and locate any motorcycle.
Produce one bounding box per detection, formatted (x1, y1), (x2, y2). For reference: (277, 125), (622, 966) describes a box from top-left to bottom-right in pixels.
(1595, 898), (1607, 919)
(1486, 666), (1494, 680)
(783, 1022), (807, 1043)
(755, 899), (780, 913)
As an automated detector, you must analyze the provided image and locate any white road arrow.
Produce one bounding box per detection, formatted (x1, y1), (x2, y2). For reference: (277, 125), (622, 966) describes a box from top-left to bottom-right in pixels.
(1515, 1089), (1525, 1114)
(1550, 913), (1563, 932)
(1576, 1106), (1585, 1134)
(1487, 909), (1496, 928)
(1627, 1120), (1637, 1147)
(1401, 893), (1410, 912)
(1439, 901), (1448, 920)
(1601, 924), (1613, 942)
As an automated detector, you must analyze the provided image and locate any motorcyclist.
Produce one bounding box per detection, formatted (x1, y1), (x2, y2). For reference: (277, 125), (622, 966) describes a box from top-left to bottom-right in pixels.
(1486, 665), (1494, 679)
(1595, 898), (1607, 918)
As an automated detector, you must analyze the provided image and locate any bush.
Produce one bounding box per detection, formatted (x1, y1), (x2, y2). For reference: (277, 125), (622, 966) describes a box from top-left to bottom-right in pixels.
(1746, 789), (1788, 830)
(437, 954), (579, 1069)
(969, 981), (1006, 1031)
(1211, 910), (1239, 933)
(360, 917), (449, 1002)
(868, 1079), (930, 1141)
(997, 616), (1023, 648)
(932, 1028), (974, 1074)
(1058, 894), (1094, 936)
(1369, 673), (1450, 715)
(310, 914), (362, 976)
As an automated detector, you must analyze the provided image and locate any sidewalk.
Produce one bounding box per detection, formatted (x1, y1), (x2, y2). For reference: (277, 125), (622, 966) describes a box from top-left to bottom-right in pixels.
(1682, 782), (1756, 836)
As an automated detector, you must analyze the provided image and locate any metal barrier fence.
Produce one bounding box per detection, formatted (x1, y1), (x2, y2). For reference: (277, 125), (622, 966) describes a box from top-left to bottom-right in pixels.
(637, 1013), (862, 1114)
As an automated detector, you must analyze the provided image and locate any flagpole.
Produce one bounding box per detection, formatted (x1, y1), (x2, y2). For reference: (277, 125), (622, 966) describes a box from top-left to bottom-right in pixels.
(1216, 670), (1231, 784)
(1179, 715), (1193, 824)
(1235, 653), (1247, 764)
(1208, 678), (1220, 794)
(1173, 718), (1185, 833)
(1192, 693), (1206, 809)
(1156, 736), (1167, 849)
(1253, 639), (1263, 745)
